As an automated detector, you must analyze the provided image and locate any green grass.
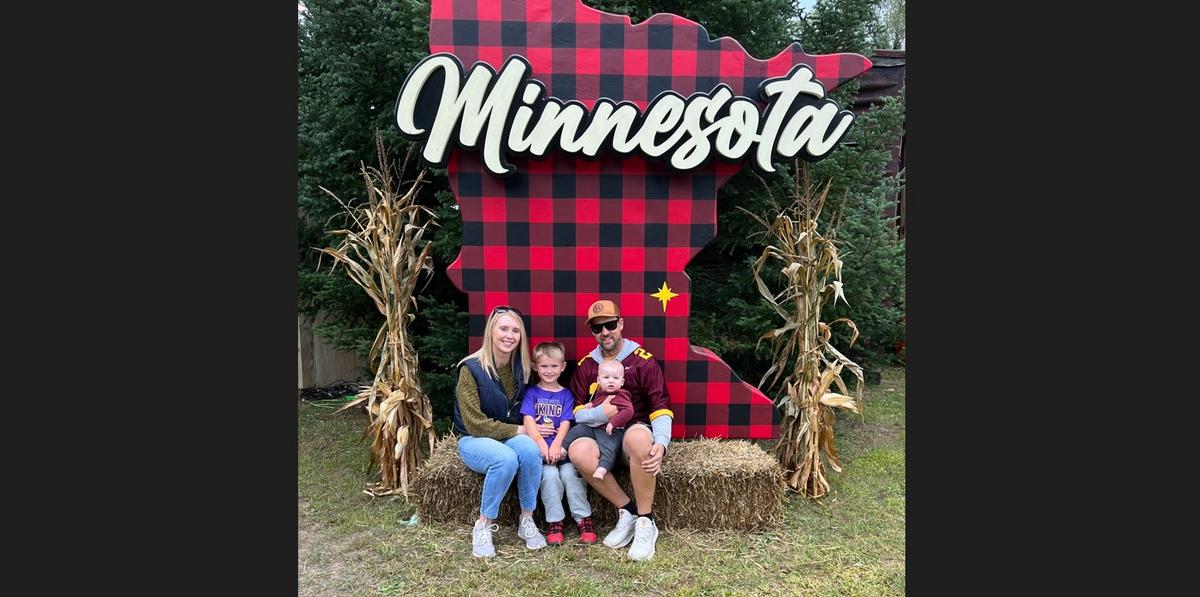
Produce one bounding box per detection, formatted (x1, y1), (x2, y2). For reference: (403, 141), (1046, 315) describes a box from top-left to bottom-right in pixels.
(300, 367), (905, 596)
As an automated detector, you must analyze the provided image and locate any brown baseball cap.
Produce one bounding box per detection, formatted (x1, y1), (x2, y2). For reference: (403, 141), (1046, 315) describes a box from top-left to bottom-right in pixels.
(585, 299), (621, 324)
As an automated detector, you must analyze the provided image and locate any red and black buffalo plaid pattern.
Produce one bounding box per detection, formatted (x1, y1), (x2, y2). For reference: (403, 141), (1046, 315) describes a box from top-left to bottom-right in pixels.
(427, 0), (871, 439)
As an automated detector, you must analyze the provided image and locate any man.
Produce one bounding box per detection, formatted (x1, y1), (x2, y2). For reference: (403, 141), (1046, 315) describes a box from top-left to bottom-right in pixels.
(565, 299), (673, 561)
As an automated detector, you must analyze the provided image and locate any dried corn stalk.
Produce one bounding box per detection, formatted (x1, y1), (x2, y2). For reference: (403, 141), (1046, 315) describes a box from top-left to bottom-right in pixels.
(318, 134), (437, 497)
(744, 164), (864, 498)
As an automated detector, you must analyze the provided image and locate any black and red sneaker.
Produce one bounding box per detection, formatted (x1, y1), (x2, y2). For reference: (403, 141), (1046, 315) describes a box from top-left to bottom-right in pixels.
(546, 521), (564, 545)
(577, 516), (597, 544)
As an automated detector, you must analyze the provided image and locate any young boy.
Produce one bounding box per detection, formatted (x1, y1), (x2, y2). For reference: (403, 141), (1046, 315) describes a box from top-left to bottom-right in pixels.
(518, 342), (597, 544)
(567, 359), (634, 480)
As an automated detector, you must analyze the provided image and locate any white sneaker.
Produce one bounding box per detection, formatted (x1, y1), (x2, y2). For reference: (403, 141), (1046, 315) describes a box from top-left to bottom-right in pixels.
(516, 515), (547, 549)
(603, 509), (638, 548)
(472, 520), (498, 558)
(627, 516), (659, 561)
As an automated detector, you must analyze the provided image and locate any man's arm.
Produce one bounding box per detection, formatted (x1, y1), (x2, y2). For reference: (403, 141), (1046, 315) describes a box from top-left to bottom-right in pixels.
(570, 359), (608, 427)
(608, 390), (636, 428)
(642, 362), (673, 448)
(574, 400), (609, 427)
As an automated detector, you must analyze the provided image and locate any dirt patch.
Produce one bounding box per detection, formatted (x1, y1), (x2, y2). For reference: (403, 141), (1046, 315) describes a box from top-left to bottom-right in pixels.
(852, 419), (902, 444)
(299, 499), (375, 597)
(840, 417), (903, 451)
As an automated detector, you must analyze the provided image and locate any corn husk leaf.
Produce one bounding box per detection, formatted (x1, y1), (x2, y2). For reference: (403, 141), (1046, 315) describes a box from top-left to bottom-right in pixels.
(748, 162), (864, 499)
(320, 133), (438, 498)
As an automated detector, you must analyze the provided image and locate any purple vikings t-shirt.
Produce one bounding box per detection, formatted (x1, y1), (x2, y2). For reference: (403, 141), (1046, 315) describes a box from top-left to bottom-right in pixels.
(518, 386), (576, 444)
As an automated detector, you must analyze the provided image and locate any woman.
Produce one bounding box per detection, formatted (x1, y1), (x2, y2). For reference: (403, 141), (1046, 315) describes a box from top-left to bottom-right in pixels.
(452, 305), (548, 557)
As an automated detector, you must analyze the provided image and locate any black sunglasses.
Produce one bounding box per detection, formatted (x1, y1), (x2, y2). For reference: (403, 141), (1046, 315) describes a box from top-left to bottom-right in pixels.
(589, 319), (620, 334)
(491, 305), (524, 317)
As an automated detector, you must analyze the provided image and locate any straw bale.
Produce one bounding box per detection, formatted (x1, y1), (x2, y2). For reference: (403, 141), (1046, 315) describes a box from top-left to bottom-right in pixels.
(413, 436), (784, 531)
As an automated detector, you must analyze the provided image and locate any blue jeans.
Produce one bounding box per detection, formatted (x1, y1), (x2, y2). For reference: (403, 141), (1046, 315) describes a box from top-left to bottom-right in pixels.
(458, 434), (543, 520)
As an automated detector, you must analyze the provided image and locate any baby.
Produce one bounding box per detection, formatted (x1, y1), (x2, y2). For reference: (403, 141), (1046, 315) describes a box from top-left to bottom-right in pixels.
(580, 359), (634, 480)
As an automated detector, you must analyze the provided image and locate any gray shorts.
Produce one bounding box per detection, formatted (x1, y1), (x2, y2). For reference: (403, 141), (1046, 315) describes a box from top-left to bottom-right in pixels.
(563, 422), (650, 468)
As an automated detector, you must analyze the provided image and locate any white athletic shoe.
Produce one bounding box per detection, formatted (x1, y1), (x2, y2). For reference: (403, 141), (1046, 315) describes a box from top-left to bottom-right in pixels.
(603, 509), (638, 548)
(472, 520), (498, 558)
(627, 516), (659, 561)
(516, 515), (547, 549)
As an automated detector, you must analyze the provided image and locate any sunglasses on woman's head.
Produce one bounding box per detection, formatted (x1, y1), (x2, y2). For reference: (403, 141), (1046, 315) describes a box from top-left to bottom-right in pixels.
(589, 319), (620, 334)
(491, 305), (524, 317)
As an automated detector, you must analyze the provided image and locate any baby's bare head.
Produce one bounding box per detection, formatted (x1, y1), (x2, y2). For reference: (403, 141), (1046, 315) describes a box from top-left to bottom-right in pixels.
(597, 359), (625, 391)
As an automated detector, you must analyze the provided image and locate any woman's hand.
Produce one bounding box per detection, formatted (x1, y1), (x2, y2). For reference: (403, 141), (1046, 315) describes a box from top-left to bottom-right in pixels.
(538, 420), (556, 438)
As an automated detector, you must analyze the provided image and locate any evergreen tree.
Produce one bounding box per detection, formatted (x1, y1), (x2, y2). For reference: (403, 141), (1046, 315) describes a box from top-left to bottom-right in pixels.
(872, 0), (905, 50)
(298, 0), (467, 423)
(298, 0), (434, 356)
(688, 0), (905, 383)
(297, 0), (903, 428)
(797, 0), (904, 373)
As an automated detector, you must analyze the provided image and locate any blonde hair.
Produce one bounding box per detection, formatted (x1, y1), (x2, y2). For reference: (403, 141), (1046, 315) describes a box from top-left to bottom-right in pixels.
(598, 359), (624, 378)
(458, 308), (532, 382)
(533, 341), (565, 363)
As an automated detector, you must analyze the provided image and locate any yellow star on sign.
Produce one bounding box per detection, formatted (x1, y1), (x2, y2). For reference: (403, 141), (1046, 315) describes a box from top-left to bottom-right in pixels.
(650, 282), (678, 312)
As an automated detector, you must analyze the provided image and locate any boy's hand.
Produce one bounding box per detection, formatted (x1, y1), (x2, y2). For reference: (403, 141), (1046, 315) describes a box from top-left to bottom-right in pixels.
(539, 443), (551, 464)
(605, 422), (614, 435)
(548, 444), (564, 463)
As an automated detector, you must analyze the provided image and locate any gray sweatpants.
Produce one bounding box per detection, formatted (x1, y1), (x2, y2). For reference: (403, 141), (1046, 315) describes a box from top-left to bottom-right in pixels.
(540, 461), (593, 523)
(563, 423), (627, 473)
